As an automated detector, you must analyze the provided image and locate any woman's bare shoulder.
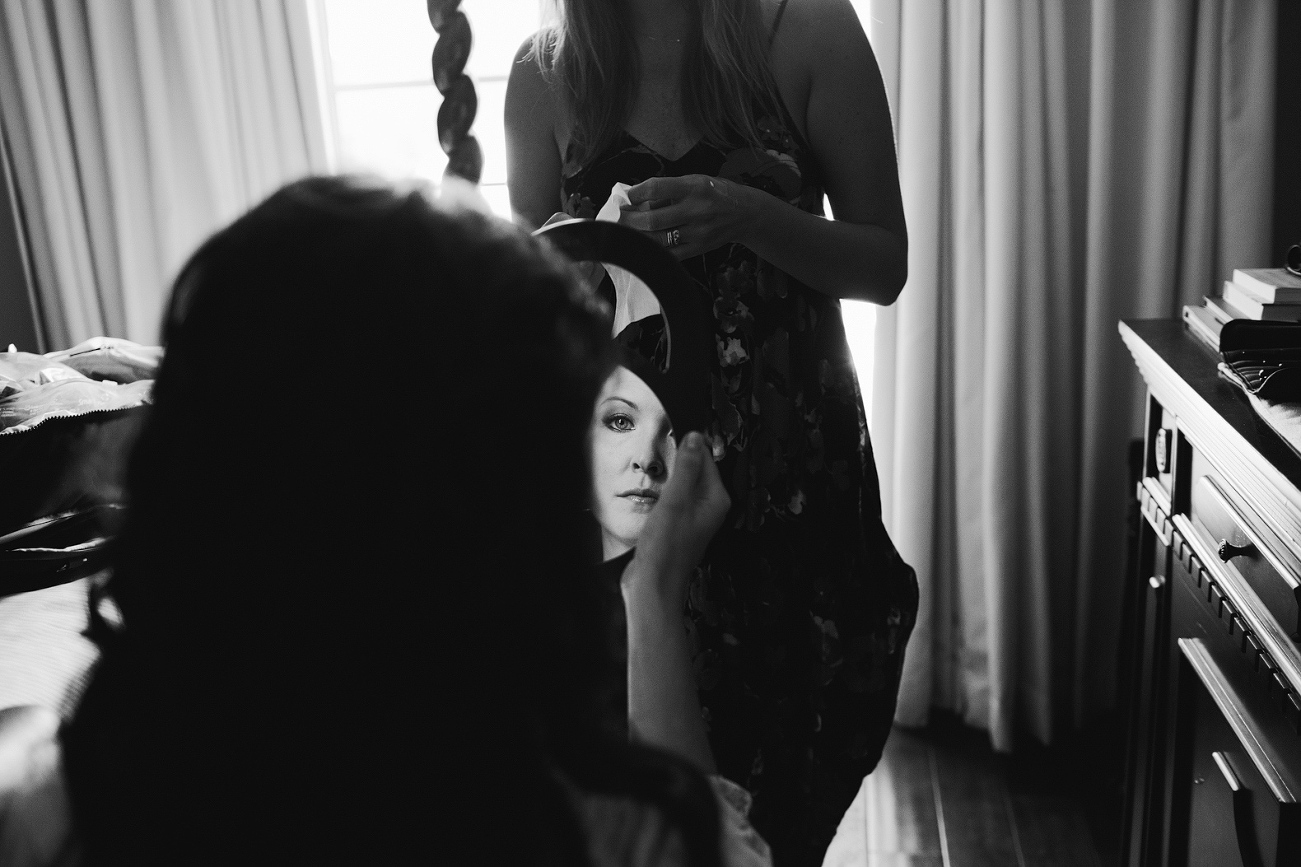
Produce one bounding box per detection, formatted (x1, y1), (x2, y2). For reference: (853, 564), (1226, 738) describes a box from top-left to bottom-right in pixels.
(771, 0), (883, 126)
(506, 31), (568, 145)
(507, 32), (557, 103)
(772, 0), (872, 60)
(766, 0), (873, 122)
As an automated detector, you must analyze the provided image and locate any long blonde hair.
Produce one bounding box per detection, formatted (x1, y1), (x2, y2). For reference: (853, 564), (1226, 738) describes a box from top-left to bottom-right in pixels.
(532, 0), (788, 170)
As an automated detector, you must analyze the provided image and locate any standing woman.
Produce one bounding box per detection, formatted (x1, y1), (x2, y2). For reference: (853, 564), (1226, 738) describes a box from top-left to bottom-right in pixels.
(507, 1), (918, 863)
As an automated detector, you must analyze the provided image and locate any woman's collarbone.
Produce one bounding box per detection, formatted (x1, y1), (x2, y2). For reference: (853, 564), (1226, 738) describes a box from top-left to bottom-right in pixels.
(627, 89), (700, 161)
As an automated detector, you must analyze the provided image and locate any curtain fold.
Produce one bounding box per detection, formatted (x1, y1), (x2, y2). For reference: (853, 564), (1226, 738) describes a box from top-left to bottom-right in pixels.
(873, 0), (1276, 750)
(0, 0), (329, 348)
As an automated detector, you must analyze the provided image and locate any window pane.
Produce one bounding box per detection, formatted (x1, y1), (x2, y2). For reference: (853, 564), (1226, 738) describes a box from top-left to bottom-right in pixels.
(842, 301), (876, 414)
(461, 0), (545, 79)
(850, 0), (872, 40)
(324, 0), (433, 87)
(334, 85), (446, 182)
(476, 79), (508, 186)
(480, 184), (512, 220)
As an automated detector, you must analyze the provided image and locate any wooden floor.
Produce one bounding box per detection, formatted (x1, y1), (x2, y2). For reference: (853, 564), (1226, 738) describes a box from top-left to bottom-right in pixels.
(821, 717), (1118, 867)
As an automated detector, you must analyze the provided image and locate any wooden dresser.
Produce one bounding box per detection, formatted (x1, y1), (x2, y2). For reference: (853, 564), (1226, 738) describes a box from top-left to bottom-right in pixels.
(1120, 319), (1301, 867)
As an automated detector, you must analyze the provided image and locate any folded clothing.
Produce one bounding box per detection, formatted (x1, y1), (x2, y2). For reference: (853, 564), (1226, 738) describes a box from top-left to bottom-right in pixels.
(1, 339), (160, 435)
(44, 336), (163, 384)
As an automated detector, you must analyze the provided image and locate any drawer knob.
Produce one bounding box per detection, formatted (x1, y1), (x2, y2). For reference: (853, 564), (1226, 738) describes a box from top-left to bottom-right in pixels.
(1218, 539), (1254, 562)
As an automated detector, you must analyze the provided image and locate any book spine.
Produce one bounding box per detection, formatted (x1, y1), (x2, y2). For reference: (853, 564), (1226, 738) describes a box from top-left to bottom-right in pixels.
(1204, 295), (1232, 324)
(1182, 305), (1220, 351)
(1231, 269), (1301, 303)
(1233, 270), (1278, 301)
(1222, 281), (1266, 318)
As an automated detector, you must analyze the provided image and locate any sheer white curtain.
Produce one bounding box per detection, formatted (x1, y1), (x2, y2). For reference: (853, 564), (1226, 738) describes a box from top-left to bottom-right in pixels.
(870, 0), (1276, 750)
(0, 0), (329, 348)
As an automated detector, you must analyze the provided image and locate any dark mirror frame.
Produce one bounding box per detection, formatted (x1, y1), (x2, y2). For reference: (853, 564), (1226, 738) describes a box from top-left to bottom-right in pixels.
(536, 219), (714, 441)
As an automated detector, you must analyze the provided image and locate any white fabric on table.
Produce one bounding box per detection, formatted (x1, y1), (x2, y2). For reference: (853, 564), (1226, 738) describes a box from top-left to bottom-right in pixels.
(0, 578), (98, 719)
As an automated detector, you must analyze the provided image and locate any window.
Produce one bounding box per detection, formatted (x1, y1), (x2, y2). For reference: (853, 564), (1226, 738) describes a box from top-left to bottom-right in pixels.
(310, 0), (878, 414)
(310, 0), (542, 218)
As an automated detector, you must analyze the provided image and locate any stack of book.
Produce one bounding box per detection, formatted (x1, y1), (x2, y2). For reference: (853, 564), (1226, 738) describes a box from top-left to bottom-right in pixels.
(1183, 267), (1301, 351)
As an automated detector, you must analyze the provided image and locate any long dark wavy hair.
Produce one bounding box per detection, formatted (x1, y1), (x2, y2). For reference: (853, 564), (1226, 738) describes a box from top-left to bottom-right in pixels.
(532, 0), (787, 170)
(60, 177), (721, 865)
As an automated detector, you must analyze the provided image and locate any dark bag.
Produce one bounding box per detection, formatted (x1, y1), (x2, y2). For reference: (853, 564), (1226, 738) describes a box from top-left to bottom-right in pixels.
(1219, 319), (1301, 401)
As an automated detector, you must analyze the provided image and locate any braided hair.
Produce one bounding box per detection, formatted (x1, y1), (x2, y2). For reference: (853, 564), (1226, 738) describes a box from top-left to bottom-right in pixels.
(428, 0), (482, 184)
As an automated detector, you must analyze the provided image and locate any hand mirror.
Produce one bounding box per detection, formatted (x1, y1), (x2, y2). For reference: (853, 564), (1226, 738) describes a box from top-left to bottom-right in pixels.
(535, 219), (713, 441)
(535, 219), (714, 563)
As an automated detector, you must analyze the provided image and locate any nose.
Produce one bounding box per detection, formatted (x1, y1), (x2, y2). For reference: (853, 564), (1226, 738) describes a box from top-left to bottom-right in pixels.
(632, 437), (668, 480)
(633, 454), (666, 480)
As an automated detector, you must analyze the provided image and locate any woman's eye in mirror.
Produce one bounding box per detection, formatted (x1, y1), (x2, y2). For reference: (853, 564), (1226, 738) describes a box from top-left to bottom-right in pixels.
(604, 411), (635, 433)
(589, 365), (676, 561)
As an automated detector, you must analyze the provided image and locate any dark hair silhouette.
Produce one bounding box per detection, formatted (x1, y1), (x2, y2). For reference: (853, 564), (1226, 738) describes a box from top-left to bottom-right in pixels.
(60, 177), (720, 865)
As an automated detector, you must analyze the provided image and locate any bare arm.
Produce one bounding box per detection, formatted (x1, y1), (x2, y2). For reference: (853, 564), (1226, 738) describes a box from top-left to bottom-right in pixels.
(623, 433), (729, 775)
(620, 0), (907, 304)
(504, 36), (564, 231)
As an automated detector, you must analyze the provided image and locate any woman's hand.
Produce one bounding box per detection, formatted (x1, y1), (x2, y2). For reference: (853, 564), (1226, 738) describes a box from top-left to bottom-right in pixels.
(626, 431), (730, 608)
(623, 431), (727, 774)
(617, 176), (760, 261)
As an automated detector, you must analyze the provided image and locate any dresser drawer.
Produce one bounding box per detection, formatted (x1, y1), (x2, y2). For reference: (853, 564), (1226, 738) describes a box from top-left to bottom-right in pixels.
(1176, 639), (1301, 867)
(1175, 516), (1301, 735)
(1188, 464), (1301, 642)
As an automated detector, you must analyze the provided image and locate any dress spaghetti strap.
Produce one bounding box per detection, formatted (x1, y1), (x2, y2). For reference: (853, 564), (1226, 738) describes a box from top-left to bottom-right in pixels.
(769, 0), (790, 47)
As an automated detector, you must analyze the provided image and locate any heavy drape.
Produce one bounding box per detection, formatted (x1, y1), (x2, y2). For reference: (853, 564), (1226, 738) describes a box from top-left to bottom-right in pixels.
(0, 0), (328, 348)
(870, 0), (1276, 750)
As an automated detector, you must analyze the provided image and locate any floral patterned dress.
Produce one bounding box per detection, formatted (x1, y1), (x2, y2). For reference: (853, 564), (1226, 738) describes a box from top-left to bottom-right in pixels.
(564, 108), (918, 866)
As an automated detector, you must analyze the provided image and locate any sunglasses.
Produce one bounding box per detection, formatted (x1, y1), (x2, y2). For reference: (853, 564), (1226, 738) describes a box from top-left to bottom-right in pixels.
(1289, 243), (1301, 278)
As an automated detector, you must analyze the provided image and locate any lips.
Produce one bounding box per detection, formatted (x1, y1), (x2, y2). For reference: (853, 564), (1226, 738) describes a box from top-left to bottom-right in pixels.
(617, 488), (660, 506)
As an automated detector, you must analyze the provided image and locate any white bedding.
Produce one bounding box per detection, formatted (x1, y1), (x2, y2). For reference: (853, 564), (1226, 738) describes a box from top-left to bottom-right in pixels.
(0, 578), (99, 719)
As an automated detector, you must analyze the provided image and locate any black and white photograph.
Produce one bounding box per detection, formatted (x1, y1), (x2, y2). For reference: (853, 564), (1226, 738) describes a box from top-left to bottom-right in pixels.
(1, 1), (1298, 864)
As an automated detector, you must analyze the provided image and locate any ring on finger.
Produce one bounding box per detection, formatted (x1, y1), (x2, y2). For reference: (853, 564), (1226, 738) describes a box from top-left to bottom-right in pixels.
(665, 228), (682, 247)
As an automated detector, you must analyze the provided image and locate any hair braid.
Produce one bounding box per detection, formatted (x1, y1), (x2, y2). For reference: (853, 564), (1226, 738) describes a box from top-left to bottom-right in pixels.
(428, 0), (482, 184)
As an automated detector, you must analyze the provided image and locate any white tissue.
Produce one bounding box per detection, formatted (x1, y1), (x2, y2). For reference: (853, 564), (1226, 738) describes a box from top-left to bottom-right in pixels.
(596, 182), (662, 336)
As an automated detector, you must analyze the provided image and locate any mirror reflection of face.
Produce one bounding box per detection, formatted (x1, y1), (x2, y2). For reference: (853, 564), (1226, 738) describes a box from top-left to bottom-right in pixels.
(589, 366), (676, 561)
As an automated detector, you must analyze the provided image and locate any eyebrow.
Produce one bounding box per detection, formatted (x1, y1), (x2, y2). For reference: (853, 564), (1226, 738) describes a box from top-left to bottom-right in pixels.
(601, 397), (639, 411)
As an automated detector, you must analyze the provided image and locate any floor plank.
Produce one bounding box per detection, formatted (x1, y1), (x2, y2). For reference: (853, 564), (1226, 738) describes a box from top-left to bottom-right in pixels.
(929, 732), (1022, 867)
(1009, 791), (1104, 867)
(822, 768), (870, 865)
(863, 730), (943, 856)
(862, 855), (946, 866)
(820, 720), (1112, 867)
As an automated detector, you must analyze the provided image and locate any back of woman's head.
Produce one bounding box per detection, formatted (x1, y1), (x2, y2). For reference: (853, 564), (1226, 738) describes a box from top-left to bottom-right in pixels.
(62, 176), (616, 862)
